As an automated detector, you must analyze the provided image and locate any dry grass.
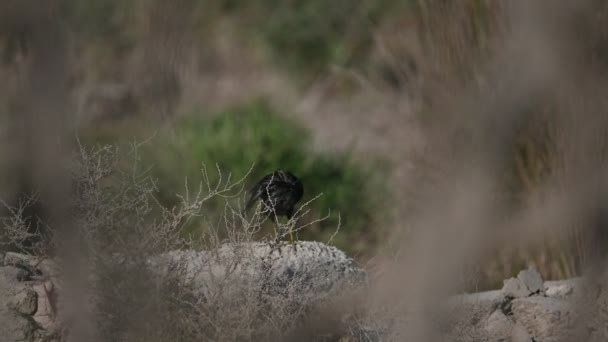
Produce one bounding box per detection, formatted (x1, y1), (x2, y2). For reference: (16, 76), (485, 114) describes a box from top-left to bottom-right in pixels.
(382, 0), (608, 289)
(4, 1), (608, 340)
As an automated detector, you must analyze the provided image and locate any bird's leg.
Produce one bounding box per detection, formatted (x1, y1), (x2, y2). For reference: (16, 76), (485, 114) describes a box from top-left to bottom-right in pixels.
(287, 213), (295, 244)
(276, 222), (282, 243)
(268, 214), (280, 242)
(273, 221), (278, 240)
(263, 204), (280, 241)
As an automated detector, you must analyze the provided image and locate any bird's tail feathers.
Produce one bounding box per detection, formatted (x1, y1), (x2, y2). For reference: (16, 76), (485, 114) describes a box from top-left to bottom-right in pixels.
(243, 187), (263, 215)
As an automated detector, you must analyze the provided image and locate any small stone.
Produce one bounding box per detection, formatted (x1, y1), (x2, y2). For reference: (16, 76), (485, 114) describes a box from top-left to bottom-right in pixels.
(14, 289), (37, 315)
(545, 284), (574, 297)
(511, 296), (573, 339)
(545, 278), (581, 298)
(517, 266), (544, 294)
(485, 310), (513, 340)
(4, 252), (29, 266)
(502, 267), (545, 298)
(502, 277), (529, 298)
(33, 283), (55, 330)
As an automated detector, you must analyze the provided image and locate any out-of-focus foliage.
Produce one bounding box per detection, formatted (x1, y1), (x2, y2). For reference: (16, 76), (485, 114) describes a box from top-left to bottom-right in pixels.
(222, 0), (400, 78)
(8, 0), (606, 289)
(61, 0), (133, 42)
(56, 0), (412, 82)
(144, 100), (387, 255)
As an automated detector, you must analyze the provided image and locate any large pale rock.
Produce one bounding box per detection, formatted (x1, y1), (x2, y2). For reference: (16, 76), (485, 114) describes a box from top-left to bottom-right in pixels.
(11, 248), (608, 342)
(544, 280), (578, 298)
(442, 290), (506, 341)
(484, 310), (514, 341)
(148, 241), (368, 300)
(0, 242), (367, 341)
(502, 277), (530, 298)
(511, 296), (574, 341)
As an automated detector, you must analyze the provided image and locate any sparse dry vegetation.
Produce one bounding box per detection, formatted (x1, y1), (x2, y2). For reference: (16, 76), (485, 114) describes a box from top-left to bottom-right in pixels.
(4, 0), (608, 341)
(2, 140), (360, 341)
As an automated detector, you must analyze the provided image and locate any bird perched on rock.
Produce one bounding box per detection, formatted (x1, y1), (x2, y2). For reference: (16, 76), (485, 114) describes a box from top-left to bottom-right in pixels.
(245, 170), (304, 242)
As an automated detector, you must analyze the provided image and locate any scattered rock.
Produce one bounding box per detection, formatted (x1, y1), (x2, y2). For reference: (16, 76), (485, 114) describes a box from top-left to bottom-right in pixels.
(33, 282), (55, 331)
(544, 278), (581, 298)
(502, 267), (544, 298)
(14, 289), (37, 315)
(511, 296), (574, 341)
(0, 254), (61, 342)
(503, 277), (530, 298)
(484, 310), (513, 340)
(517, 266), (544, 294)
(545, 283), (574, 297)
(2, 249), (607, 342)
(0, 266), (43, 342)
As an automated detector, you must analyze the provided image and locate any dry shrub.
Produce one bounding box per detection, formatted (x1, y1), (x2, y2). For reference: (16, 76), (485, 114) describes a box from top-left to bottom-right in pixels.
(1, 139), (356, 341)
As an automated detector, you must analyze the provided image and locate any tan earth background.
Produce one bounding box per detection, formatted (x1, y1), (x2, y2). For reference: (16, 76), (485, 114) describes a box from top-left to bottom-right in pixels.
(2, 0), (608, 327)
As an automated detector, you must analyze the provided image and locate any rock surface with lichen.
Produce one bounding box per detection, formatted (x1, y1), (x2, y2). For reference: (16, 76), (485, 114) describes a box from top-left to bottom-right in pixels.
(147, 241), (368, 299)
(0, 242), (367, 341)
(4, 246), (608, 342)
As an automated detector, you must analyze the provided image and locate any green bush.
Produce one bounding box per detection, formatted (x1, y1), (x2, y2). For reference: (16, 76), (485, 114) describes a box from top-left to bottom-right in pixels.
(146, 100), (387, 255)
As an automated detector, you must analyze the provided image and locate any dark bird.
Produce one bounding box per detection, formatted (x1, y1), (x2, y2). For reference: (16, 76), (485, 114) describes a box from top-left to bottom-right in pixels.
(245, 170), (303, 242)
(245, 169), (304, 220)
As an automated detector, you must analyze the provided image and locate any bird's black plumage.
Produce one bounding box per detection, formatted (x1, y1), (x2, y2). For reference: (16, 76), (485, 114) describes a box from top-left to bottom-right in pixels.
(245, 170), (304, 220)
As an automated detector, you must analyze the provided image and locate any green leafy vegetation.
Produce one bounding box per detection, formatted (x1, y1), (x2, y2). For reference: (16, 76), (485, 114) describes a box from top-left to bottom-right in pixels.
(143, 100), (388, 255)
